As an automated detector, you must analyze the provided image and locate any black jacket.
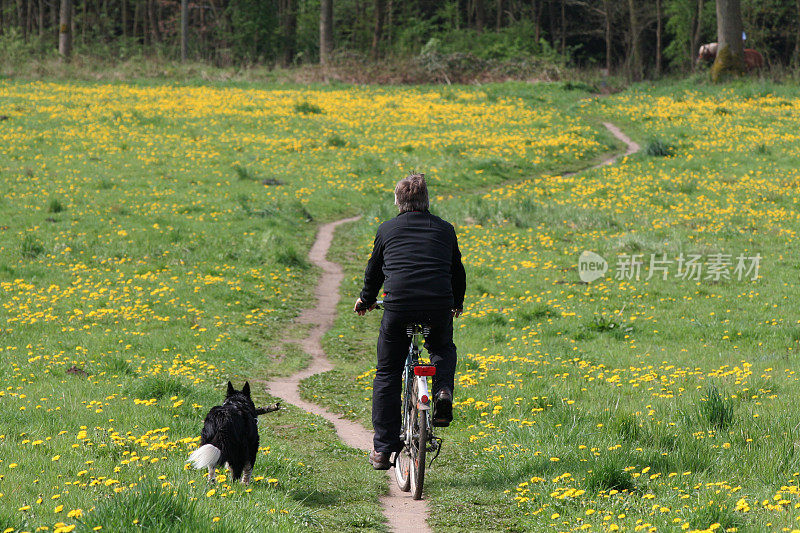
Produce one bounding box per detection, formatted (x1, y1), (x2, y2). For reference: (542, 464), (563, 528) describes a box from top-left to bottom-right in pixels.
(359, 210), (466, 311)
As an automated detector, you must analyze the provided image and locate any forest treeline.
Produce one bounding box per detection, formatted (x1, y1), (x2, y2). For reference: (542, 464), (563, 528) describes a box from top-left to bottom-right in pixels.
(1, 0), (799, 78)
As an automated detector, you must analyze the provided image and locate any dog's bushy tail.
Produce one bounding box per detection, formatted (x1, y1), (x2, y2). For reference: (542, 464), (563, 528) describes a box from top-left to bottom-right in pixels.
(187, 444), (221, 470)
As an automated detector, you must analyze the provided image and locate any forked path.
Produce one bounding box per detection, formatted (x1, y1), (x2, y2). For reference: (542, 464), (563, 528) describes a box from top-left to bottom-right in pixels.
(266, 122), (639, 533)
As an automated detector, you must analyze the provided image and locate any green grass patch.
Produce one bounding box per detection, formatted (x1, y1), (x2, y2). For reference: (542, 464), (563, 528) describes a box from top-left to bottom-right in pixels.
(6, 77), (800, 532)
(293, 100), (323, 114)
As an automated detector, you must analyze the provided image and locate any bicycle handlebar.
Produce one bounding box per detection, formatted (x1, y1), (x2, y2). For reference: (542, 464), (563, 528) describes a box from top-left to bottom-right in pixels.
(355, 299), (384, 312)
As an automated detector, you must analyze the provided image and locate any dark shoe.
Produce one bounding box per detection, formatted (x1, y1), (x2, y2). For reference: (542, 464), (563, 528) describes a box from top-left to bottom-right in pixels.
(432, 389), (453, 427)
(369, 450), (391, 470)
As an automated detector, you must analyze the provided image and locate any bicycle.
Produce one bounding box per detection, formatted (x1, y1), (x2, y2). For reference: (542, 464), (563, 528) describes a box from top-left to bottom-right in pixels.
(370, 301), (443, 500)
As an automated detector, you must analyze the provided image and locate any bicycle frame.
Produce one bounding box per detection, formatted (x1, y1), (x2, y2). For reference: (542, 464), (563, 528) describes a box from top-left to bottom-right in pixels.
(401, 324), (434, 418)
(366, 300), (442, 499)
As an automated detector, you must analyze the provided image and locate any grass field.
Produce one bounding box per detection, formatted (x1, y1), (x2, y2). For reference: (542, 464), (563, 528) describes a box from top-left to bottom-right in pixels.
(312, 83), (800, 532)
(1, 78), (799, 532)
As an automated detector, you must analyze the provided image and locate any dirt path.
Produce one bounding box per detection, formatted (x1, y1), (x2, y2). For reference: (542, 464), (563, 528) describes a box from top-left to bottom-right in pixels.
(601, 122), (640, 161)
(563, 122), (640, 176)
(267, 216), (431, 533)
(265, 122), (639, 533)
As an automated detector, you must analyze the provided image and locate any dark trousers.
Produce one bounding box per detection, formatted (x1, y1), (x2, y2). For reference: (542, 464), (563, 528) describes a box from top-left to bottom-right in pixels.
(372, 308), (457, 452)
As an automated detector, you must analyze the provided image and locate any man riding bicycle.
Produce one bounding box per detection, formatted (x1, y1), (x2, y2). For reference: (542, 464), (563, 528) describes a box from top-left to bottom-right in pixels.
(354, 173), (466, 470)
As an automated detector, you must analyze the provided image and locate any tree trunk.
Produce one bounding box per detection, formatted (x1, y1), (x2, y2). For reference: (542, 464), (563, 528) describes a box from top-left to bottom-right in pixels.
(58, 0), (71, 60)
(386, 0), (393, 42)
(37, 0), (43, 37)
(148, 0), (160, 45)
(710, 0), (745, 81)
(132, 0), (140, 43)
(26, 0), (32, 38)
(122, 0), (127, 38)
(560, 0), (565, 55)
(144, 0), (149, 46)
(627, 0), (641, 80)
(496, 0), (502, 29)
(16, 0), (26, 40)
(200, 0), (207, 60)
(69, 0), (74, 46)
(475, 0), (484, 32)
(51, 0), (58, 42)
(180, 0), (187, 61)
(280, 0), (297, 65)
(354, 0), (363, 48)
(199, 0), (204, 59)
(655, 0), (662, 75)
(691, 0), (703, 69)
(371, 0), (384, 59)
(103, 0), (108, 39)
(794, 0), (800, 66)
(532, 0), (539, 42)
(320, 0), (333, 64)
(602, 0), (611, 72)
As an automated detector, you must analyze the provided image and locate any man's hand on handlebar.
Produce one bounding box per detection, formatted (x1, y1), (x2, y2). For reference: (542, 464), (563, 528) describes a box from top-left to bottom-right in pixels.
(355, 298), (460, 318)
(354, 298), (377, 316)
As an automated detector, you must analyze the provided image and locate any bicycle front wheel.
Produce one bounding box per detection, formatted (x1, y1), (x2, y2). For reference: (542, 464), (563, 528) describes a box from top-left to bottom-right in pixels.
(409, 403), (428, 500)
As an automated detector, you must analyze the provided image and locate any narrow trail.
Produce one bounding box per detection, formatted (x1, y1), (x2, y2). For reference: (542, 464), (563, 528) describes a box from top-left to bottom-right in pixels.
(601, 122), (640, 161)
(563, 122), (640, 176)
(264, 122), (639, 533)
(266, 216), (431, 533)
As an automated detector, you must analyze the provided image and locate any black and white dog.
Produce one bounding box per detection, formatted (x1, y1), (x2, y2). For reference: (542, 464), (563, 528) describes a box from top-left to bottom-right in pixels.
(187, 381), (279, 484)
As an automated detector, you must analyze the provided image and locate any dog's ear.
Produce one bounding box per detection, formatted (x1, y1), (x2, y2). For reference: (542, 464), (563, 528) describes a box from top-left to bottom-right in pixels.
(243, 381), (251, 397)
(226, 381), (235, 397)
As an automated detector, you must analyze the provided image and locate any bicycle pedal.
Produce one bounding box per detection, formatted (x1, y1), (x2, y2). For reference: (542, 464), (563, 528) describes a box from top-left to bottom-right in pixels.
(426, 437), (442, 451)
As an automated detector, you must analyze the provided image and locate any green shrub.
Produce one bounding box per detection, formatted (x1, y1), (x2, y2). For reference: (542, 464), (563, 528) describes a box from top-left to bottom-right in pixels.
(688, 498), (744, 532)
(233, 164), (258, 181)
(21, 234), (45, 258)
(103, 355), (137, 376)
(48, 198), (65, 213)
(584, 314), (634, 340)
(134, 376), (193, 400)
(516, 304), (556, 322)
(677, 180), (698, 194)
(0, 27), (41, 64)
(585, 460), (636, 493)
(327, 135), (347, 147)
(614, 413), (641, 442)
(294, 100), (323, 114)
(645, 138), (675, 157)
(698, 386), (735, 429)
(275, 244), (309, 268)
(561, 80), (597, 92)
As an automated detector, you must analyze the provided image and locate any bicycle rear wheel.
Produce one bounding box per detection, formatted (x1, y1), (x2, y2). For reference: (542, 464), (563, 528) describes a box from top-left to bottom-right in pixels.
(394, 367), (413, 492)
(409, 401), (428, 500)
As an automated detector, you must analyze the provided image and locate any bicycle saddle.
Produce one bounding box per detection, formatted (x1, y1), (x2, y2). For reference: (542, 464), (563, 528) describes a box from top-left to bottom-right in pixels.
(406, 323), (431, 337)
